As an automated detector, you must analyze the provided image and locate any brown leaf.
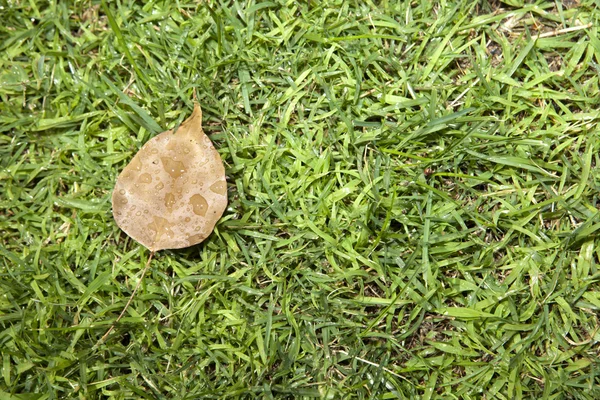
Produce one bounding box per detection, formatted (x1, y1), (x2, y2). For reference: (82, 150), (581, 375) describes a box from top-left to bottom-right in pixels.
(112, 104), (227, 251)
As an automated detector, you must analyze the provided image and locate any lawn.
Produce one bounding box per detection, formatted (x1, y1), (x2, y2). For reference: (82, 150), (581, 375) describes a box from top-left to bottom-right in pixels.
(1, 0), (600, 398)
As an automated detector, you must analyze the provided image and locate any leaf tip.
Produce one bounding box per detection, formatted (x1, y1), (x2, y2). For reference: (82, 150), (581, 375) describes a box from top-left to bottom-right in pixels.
(192, 103), (202, 124)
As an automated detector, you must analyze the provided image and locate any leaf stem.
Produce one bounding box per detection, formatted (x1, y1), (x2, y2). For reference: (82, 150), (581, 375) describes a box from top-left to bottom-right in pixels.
(96, 251), (155, 346)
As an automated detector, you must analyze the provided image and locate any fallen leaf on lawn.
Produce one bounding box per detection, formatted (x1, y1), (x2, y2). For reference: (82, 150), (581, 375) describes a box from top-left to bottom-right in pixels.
(112, 103), (227, 251)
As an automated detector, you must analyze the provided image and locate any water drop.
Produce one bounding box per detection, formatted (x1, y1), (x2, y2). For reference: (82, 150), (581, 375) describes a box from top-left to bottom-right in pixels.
(148, 216), (175, 240)
(113, 192), (128, 205)
(138, 173), (152, 184)
(164, 192), (176, 209)
(188, 233), (206, 244)
(131, 157), (142, 171)
(209, 181), (227, 195)
(161, 157), (186, 179)
(190, 194), (208, 216)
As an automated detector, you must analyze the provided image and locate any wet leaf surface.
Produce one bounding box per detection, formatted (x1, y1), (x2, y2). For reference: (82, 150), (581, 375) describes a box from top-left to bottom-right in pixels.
(112, 104), (227, 251)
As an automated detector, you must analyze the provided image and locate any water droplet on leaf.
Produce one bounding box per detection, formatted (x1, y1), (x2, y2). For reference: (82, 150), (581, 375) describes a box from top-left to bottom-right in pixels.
(161, 157), (186, 179)
(164, 192), (176, 209)
(209, 181), (227, 196)
(138, 173), (152, 184)
(190, 194), (208, 216)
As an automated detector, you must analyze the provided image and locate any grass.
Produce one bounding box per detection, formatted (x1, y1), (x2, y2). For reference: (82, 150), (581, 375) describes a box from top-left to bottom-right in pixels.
(1, 0), (600, 398)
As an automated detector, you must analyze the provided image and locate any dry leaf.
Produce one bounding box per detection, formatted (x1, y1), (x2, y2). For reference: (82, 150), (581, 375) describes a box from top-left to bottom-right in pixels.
(112, 103), (227, 251)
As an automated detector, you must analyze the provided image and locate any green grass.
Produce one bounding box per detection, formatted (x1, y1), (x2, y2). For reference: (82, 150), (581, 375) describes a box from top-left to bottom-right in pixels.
(1, 0), (600, 398)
